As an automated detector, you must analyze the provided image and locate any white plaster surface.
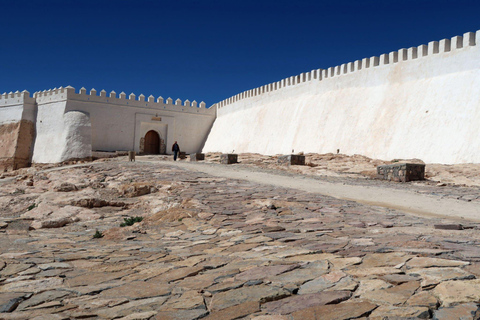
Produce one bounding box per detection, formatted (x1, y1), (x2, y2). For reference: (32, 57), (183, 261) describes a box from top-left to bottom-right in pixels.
(0, 92), (36, 125)
(30, 87), (215, 163)
(61, 111), (92, 161)
(204, 37), (480, 164)
(32, 101), (70, 163)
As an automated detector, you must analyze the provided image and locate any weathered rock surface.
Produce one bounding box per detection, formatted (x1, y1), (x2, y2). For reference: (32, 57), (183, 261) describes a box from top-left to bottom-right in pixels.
(262, 291), (351, 314)
(1, 158), (480, 318)
(291, 301), (377, 320)
(369, 306), (430, 319)
(210, 285), (289, 311)
(433, 280), (480, 306)
(432, 302), (480, 320)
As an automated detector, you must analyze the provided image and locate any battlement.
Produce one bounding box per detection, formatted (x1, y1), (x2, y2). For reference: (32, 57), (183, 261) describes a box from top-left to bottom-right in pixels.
(215, 30), (479, 109)
(0, 90), (35, 107)
(32, 86), (213, 116)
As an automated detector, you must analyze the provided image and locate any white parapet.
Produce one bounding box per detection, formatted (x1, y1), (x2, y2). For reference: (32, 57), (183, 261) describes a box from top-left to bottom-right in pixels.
(439, 39), (451, 53)
(464, 32), (475, 47)
(418, 44), (428, 57)
(407, 47), (417, 60)
(428, 41), (439, 55)
(205, 29), (480, 164)
(380, 54), (389, 65)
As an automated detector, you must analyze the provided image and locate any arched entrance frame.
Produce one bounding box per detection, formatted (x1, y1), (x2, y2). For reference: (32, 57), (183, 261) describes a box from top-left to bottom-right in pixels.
(143, 130), (161, 154)
(134, 114), (171, 154)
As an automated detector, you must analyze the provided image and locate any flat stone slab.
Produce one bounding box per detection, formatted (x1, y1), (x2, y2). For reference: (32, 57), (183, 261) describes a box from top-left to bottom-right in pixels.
(369, 306), (430, 319)
(434, 224), (463, 230)
(406, 257), (469, 268)
(204, 301), (260, 320)
(0, 293), (29, 313)
(377, 163), (425, 182)
(433, 302), (480, 320)
(433, 279), (480, 306)
(190, 153), (205, 161)
(220, 154), (238, 164)
(210, 285), (289, 311)
(278, 155), (305, 166)
(235, 264), (299, 281)
(298, 271), (347, 294)
(262, 291), (351, 314)
(291, 301), (377, 320)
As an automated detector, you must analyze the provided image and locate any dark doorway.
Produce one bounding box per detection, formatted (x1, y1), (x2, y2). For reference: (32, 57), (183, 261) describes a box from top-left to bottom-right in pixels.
(144, 130), (160, 154)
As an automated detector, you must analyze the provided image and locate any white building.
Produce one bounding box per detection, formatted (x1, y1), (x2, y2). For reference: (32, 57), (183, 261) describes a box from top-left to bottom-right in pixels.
(0, 87), (215, 170)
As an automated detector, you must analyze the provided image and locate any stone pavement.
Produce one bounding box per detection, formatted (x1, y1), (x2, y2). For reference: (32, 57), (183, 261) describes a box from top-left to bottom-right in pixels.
(1, 159), (480, 319)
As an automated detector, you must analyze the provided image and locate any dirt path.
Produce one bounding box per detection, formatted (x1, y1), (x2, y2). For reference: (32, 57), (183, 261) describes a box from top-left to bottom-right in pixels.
(160, 160), (480, 222)
(5, 158), (478, 222)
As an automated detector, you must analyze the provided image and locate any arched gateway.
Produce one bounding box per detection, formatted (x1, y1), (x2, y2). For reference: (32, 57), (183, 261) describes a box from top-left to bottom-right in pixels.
(144, 130), (160, 154)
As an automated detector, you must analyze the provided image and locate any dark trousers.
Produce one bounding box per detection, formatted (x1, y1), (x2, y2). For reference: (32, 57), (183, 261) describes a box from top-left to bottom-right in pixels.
(173, 151), (178, 161)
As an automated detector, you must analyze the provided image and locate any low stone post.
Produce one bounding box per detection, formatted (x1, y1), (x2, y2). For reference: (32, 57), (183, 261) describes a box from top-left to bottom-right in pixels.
(128, 151), (135, 162)
(190, 153), (205, 161)
(179, 152), (186, 159)
(377, 163), (425, 182)
(220, 154), (237, 164)
(278, 154), (305, 166)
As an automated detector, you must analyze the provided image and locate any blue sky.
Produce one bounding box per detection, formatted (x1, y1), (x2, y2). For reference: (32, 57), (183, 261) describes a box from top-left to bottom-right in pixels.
(1, 0), (480, 106)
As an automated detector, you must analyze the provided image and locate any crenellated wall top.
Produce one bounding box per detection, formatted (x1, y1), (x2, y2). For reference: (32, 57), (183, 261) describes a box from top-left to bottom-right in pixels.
(0, 90), (36, 107)
(214, 30), (480, 109)
(29, 86), (214, 116)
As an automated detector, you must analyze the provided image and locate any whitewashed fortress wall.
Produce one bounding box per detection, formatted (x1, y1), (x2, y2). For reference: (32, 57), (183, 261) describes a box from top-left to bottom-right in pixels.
(203, 31), (480, 164)
(0, 91), (36, 170)
(0, 87), (215, 169)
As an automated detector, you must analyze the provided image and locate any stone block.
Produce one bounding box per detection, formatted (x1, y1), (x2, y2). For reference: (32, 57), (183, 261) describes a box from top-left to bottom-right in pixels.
(179, 152), (186, 159)
(128, 151), (135, 162)
(434, 224), (463, 230)
(377, 163), (425, 182)
(278, 155), (305, 166)
(190, 153), (205, 161)
(220, 154), (237, 164)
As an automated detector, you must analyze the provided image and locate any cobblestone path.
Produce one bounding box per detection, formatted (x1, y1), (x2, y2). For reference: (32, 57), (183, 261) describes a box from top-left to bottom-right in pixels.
(1, 159), (480, 319)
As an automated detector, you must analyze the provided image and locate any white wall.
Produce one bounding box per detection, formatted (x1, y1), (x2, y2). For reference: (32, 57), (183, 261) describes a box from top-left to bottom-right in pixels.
(65, 95), (215, 155)
(204, 32), (480, 164)
(32, 101), (70, 163)
(31, 87), (216, 163)
(0, 91), (36, 125)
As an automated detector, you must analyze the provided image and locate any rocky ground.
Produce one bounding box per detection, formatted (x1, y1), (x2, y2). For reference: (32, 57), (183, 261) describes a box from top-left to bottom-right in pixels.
(1, 154), (480, 319)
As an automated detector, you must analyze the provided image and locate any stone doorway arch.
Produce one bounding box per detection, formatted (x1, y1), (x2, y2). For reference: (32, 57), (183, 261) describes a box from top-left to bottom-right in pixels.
(144, 130), (160, 154)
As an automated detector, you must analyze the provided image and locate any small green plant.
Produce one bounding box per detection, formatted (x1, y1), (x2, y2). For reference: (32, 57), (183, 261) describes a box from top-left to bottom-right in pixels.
(93, 230), (104, 239)
(13, 188), (25, 195)
(120, 216), (143, 227)
(27, 203), (36, 211)
(178, 218), (183, 222)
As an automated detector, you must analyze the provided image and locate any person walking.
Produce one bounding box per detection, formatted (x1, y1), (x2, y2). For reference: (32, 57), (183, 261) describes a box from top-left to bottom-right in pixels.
(172, 141), (180, 161)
